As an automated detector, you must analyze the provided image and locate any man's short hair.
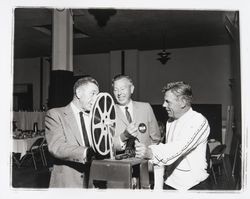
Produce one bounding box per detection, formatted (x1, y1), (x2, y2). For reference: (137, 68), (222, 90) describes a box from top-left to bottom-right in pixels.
(73, 76), (99, 94)
(162, 81), (193, 105)
(111, 74), (134, 87)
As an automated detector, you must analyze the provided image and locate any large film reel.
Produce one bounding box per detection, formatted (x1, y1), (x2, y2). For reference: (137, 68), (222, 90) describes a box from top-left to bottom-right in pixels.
(91, 92), (116, 158)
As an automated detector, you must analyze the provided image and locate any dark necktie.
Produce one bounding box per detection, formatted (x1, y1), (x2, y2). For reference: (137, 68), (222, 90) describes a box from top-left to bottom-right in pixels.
(125, 106), (132, 123)
(79, 112), (90, 147)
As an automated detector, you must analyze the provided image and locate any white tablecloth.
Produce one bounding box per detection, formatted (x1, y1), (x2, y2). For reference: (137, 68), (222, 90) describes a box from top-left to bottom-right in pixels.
(13, 136), (44, 158)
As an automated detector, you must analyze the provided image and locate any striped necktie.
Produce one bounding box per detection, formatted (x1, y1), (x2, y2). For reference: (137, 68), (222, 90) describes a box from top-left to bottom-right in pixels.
(125, 106), (132, 123)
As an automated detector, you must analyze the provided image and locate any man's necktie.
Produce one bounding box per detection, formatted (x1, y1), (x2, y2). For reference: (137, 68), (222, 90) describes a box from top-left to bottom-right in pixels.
(124, 107), (137, 188)
(79, 112), (90, 147)
(125, 106), (132, 123)
(125, 106), (136, 158)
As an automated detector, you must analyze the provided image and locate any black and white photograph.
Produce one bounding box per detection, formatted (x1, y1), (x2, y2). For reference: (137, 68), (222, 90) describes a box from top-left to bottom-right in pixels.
(1, 0), (250, 199)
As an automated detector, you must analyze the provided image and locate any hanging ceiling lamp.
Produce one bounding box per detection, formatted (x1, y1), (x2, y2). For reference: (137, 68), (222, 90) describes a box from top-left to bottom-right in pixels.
(157, 33), (171, 65)
(157, 49), (171, 64)
(88, 8), (117, 27)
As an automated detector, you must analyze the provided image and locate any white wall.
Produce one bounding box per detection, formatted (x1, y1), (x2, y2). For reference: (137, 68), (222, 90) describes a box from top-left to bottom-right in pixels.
(73, 45), (232, 120)
(73, 53), (110, 92)
(14, 57), (41, 110)
(14, 44), (232, 120)
(139, 45), (232, 120)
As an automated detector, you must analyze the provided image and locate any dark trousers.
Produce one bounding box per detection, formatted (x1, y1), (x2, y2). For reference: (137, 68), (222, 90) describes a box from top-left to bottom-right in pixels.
(163, 177), (212, 190)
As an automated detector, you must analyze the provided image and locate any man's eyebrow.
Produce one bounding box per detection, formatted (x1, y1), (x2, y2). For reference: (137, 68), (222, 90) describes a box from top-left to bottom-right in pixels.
(114, 86), (125, 89)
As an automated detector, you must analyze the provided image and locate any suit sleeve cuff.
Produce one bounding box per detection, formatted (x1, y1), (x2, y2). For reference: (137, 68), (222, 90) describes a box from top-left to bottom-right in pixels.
(120, 129), (132, 142)
(83, 148), (88, 163)
(120, 132), (127, 142)
(149, 144), (165, 166)
(119, 135), (126, 150)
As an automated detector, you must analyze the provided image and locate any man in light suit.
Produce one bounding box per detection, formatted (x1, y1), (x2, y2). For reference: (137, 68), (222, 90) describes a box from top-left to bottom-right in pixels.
(45, 76), (99, 188)
(112, 74), (161, 154)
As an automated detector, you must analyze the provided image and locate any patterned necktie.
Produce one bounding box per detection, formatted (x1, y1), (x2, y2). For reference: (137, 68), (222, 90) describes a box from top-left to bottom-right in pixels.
(125, 106), (132, 123)
(125, 107), (137, 188)
(125, 106), (135, 157)
(79, 112), (90, 147)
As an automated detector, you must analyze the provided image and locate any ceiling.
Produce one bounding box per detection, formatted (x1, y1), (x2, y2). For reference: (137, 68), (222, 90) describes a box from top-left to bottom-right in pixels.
(14, 8), (236, 59)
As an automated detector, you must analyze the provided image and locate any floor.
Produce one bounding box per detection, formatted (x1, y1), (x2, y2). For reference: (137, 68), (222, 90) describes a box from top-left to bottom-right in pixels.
(11, 151), (241, 191)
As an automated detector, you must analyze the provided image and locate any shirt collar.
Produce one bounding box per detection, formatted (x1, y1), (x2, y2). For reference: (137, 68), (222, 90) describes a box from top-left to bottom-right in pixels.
(177, 107), (193, 122)
(118, 99), (133, 110)
(70, 102), (89, 116)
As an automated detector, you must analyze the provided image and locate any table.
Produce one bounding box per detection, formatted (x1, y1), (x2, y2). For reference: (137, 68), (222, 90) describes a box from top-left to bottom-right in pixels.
(13, 136), (44, 158)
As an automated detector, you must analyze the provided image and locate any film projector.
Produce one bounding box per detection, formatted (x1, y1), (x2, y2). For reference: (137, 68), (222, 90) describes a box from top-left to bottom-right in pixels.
(88, 92), (150, 189)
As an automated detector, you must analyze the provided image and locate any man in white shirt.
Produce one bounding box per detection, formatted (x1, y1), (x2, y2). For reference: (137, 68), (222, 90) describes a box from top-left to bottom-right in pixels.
(45, 76), (99, 188)
(135, 81), (211, 190)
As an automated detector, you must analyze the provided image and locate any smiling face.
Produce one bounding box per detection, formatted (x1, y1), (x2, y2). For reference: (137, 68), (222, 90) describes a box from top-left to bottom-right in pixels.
(76, 82), (99, 112)
(113, 78), (134, 106)
(162, 90), (186, 119)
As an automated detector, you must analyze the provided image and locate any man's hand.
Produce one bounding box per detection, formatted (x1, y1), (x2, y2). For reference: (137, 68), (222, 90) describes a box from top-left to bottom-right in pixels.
(126, 122), (138, 137)
(121, 122), (139, 141)
(86, 147), (97, 162)
(135, 141), (153, 159)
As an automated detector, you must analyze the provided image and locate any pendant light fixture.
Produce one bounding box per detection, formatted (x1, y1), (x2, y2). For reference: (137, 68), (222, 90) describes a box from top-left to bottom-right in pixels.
(157, 33), (171, 65)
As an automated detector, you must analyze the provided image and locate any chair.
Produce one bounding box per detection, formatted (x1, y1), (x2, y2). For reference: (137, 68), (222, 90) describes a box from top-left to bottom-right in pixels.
(19, 137), (47, 170)
(39, 138), (48, 166)
(231, 135), (241, 189)
(209, 144), (228, 184)
(12, 152), (21, 168)
(205, 143), (215, 188)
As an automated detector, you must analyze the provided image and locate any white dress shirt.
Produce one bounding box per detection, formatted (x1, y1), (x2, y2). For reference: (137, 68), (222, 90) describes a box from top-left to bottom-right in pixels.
(118, 99), (134, 122)
(70, 102), (93, 147)
(70, 102), (93, 163)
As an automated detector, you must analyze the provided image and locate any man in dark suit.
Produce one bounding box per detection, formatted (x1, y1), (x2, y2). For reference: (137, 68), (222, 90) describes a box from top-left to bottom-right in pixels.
(112, 74), (161, 154)
(45, 76), (99, 188)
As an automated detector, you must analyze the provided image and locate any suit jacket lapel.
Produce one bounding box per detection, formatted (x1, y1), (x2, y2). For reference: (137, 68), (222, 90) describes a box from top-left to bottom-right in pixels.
(63, 104), (83, 146)
(132, 101), (139, 122)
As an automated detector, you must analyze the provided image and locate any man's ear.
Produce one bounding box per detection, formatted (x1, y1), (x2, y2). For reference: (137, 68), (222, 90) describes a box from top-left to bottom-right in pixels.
(130, 84), (135, 94)
(75, 88), (81, 99)
(179, 97), (187, 108)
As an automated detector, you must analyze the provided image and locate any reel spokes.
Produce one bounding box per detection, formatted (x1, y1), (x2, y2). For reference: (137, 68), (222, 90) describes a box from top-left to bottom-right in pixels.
(91, 92), (116, 157)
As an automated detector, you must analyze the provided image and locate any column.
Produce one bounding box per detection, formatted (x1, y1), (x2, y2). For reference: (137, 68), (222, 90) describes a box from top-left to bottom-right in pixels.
(48, 9), (74, 108)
